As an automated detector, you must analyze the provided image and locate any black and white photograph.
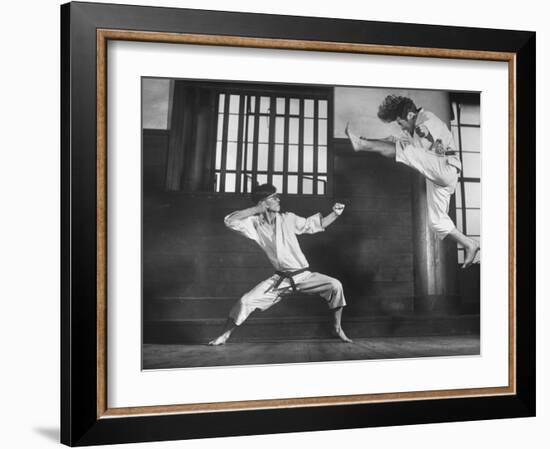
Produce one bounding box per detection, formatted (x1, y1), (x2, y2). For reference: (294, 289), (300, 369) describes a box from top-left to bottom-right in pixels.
(0, 0), (543, 446)
(142, 78), (482, 369)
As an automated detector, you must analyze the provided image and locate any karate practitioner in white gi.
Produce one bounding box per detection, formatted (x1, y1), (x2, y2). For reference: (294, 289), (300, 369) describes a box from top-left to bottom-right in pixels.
(345, 95), (480, 269)
(208, 183), (352, 345)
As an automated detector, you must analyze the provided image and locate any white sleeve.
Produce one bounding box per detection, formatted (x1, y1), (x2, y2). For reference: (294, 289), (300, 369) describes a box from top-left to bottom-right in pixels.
(422, 112), (455, 150)
(286, 212), (325, 235)
(224, 212), (259, 242)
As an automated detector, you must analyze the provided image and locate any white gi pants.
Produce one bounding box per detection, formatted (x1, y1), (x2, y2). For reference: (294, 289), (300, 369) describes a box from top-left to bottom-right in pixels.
(396, 143), (459, 239)
(229, 271), (346, 326)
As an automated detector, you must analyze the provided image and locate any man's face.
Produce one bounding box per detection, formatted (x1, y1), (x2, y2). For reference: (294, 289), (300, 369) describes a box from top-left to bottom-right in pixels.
(263, 193), (281, 212)
(396, 112), (416, 134)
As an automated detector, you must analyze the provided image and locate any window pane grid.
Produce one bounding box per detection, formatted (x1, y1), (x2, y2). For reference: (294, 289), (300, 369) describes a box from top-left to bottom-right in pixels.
(251, 95), (260, 187)
(282, 97), (289, 194)
(219, 91), (230, 192)
(241, 96), (251, 192)
(215, 92), (329, 195)
(313, 99), (319, 194)
(453, 99), (481, 263)
(267, 96), (276, 185)
(298, 98), (304, 194)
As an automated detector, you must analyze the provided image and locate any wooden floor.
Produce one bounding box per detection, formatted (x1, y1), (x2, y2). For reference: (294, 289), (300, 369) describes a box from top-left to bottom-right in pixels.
(142, 335), (480, 369)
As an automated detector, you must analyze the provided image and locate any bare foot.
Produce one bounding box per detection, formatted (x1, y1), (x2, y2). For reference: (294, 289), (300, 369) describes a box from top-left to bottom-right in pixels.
(345, 122), (362, 152)
(208, 333), (230, 346)
(462, 240), (480, 269)
(334, 327), (353, 343)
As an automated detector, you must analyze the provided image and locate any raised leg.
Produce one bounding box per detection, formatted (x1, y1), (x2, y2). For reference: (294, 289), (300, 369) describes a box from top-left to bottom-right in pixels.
(345, 122), (396, 159)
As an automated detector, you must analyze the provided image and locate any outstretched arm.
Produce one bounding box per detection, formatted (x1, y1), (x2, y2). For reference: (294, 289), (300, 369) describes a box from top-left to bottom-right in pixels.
(321, 203), (345, 229)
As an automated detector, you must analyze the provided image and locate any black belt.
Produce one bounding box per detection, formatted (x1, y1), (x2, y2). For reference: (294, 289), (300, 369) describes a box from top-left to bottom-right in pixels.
(267, 267), (310, 293)
(432, 149), (457, 156)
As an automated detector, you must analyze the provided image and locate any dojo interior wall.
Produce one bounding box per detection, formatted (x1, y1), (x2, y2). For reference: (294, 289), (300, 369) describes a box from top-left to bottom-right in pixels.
(142, 85), (480, 325)
(143, 132), (416, 309)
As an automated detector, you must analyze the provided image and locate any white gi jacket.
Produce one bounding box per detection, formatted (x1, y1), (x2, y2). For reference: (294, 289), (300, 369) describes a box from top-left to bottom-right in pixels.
(224, 211), (324, 271)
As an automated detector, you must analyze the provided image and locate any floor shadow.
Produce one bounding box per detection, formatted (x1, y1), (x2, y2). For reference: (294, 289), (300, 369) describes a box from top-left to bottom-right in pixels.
(33, 427), (60, 443)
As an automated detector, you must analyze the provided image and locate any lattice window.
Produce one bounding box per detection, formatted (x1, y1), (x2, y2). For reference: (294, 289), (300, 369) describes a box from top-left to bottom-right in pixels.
(214, 90), (330, 195)
(450, 97), (481, 264)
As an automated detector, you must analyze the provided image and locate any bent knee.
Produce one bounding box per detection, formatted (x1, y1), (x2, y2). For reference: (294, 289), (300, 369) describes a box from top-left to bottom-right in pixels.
(238, 293), (253, 307)
(428, 218), (454, 239)
(329, 278), (343, 293)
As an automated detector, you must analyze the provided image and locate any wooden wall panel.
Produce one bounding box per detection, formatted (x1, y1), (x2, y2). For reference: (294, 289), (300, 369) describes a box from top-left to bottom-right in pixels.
(142, 130), (416, 315)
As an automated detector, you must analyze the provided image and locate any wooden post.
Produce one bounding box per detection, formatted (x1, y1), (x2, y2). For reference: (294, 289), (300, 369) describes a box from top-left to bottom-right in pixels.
(165, 81), (191, 191)
(165, 84), (218, 192)
(187, 89), (218, 192)
(410, 91), (458, 313)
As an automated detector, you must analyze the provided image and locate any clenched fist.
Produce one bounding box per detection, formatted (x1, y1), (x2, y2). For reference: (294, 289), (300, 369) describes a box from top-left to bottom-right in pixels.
(332, 203), (345, 216)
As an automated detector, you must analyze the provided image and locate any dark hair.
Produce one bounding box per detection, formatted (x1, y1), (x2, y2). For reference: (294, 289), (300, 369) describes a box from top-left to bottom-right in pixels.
(251, 183), (277, 204)
(377, 95), (418, 123)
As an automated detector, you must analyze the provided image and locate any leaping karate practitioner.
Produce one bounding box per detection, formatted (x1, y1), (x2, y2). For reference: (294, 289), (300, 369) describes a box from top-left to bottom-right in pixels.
(208, 183), (352, 345)
(345, 95), (480, 269)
